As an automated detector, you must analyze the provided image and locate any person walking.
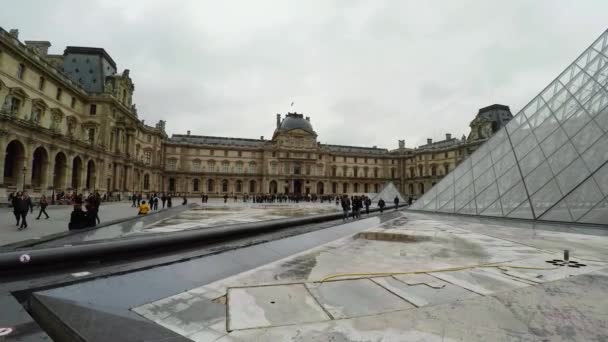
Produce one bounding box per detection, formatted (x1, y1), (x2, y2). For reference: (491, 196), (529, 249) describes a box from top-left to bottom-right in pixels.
(68, 204), (87, 230)
(364, 197), (371, 215)
(152, 194), (159, 211)
(378, 198), (386, 214)
(17, 192), (33, 230)
(131, 192), (137, 207)
(182, 195), (188, 205)
(341, 195), (351, 221)
(167, 194), (172, 208)
(394, 196), (400, 210)
(12, 191), (21, 226)
(161, 193), (167, 209)
(36, 195), (50, 220)
(351, 196), (358, 219)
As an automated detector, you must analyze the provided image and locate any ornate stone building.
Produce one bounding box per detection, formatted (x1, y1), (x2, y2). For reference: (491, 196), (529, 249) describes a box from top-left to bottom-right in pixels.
(0, 28), (511, 200)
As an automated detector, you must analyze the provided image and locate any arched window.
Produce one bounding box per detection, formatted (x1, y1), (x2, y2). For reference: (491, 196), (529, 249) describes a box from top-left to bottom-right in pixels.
(222, 179), (228, 192)
(391, 168), (396, 178)
(248, 163), (256, 174)
(193, 178), (199, 192)
(431, 165), (437, 176)
(236, 162), (243, 173)
(143, 174), (150, 190)
(236, 180), (242, 192)
(222, 162), (229, 173)
(374, 168), (379, 178)
(332, 166), (337, 177)
(208, 160), (216, 172)
(207, 179), (215, 192)
(343, 182), (349, 193)
(249, 180), (256, 193)
(354, 183), (359, 192)
(169, 178), (176, 192)
(419, 183), (425, 194)
(418, 165), (424, 177)
(354, 167), (359, 178)
(444, 164), (450, 175)
(192, 160), (201, 171)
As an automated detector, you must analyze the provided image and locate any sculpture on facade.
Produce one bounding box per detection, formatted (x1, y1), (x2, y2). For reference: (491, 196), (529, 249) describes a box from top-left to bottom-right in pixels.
(30, 107), (41, 124)
(1, 94), (13, 114)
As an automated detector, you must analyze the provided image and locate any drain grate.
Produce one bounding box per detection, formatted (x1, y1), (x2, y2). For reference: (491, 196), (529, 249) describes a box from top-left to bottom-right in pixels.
(545, 259), (587, 268)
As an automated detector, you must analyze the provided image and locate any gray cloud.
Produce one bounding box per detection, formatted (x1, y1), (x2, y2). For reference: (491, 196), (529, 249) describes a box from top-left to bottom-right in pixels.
(3, 0), (607, 148)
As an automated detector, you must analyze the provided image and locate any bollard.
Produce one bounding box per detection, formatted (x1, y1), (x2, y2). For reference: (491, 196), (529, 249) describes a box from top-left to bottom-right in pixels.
(564, 249), (570, 262)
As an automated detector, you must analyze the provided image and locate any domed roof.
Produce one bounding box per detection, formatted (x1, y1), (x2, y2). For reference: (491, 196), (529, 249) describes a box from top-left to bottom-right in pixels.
(278, 113), (315, 134)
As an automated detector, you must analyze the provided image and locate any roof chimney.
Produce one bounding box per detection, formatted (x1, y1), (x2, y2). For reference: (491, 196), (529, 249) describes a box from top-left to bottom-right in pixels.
(446, 133), (452, 140)
(8, 29), (19, 39)
(305, 116), (310, 122)
(276, 114), (281, 128)
(427, 138), (433, 145)
(260, 136), (264, 140)
(25, 41), (51, 56)
(398, 140), (405, 149)
(187, 130), (191, 135)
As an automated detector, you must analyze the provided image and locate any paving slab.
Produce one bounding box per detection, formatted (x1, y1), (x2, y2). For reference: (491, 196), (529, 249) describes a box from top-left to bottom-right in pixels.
(429, 268), (531, 295)
(227, 284), (330, 331)
(306, 278), (415, 319)
(372, 276), (479, 307)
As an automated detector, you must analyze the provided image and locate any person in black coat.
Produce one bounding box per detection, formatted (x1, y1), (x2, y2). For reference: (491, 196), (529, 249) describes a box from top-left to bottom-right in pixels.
(364, 197), (371, 215)
(394, 196), (399, 210)
(16, 192), (33, 230)
(11, 191), (21, 226)
(378, 198), (386, 214)
(68, 204), (88, 230)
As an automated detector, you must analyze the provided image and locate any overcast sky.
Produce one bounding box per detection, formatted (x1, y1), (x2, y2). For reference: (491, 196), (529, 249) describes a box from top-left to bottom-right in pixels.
(2, 1), (608, 148)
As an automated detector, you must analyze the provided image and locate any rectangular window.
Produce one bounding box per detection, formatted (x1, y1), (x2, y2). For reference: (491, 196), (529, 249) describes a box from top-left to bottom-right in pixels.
(147, 135), (151, 142)
(222, 163), (229, 173)
(89, 104), (97, 115)
(167, 159), (177, 170)
(445, 152), (448, 158)
(38, 77), (45, 91)
(17, 63), (25, 80)
(332, 156), (336, 162)
(224, 150), (228, 157)
(238, 151), (242, 157)
(144, 151), (152, 165)
(56, 88), (63, 101)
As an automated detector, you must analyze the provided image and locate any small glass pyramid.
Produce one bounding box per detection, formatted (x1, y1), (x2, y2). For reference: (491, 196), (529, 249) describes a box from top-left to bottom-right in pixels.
(410, 29), (608, 225)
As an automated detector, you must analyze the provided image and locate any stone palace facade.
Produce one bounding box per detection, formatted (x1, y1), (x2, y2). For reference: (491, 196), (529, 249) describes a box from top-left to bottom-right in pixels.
(0, 28), (511, 200)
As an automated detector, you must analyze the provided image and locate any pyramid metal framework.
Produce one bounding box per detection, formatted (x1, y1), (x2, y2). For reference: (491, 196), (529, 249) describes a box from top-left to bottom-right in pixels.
(371, 182), (406, 204)
(410, 30), (608, 225)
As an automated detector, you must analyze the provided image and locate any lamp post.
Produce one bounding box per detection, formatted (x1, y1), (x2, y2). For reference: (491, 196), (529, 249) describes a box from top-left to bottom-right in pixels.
(22, 166), (27, 191)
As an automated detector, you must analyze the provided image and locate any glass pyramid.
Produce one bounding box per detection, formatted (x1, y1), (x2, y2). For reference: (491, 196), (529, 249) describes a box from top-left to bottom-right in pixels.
(410, 29), (608, 225)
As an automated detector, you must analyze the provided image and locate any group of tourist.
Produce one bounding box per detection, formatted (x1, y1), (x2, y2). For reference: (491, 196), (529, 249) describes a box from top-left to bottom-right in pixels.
(68, 193), (101, 230)
(340, 195), (400, 220)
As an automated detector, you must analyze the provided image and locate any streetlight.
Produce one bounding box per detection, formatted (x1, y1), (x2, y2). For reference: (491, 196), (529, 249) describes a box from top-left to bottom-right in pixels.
(22, 166), (27, 191)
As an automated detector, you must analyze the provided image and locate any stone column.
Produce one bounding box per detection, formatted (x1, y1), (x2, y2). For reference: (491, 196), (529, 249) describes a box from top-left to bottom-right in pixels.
(65, 154), (73, 191)
(0, 132), (7, 186)
(21, 141), (34, 190)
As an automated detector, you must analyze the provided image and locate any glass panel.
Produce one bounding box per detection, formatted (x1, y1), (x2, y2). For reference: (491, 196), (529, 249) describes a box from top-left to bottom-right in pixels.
(496, 165), (521, 196)
(509, 121), (532, 147)
(493, 150), (517, 177)
(558, 64), (578, 86)
(547, 142), (578, 175)
(507, 98), (538, 133)
(552, 96), (581, 123)
(527, 103), (554, 129)
(471, 144), (490, 166)
(530, 179), (564, 217)
(524, 161), (554, 195)
(489, 135), (512, 162)
(533, 114), (560, 143)
(540, 198), (573, 222)
(578, 199), (608, 225)
(500, 181), (527, 215)
(473, 167), (495, 195)
(555, 158), (590, 195)
(571, 120), (603, 155)
(575, 48), (599, 70)
(592, 162), (608, 197)
(471, 152), (493, 178)
(455, 183), (476, 212)
(562, 108), (592, 138)
(583, 89), (608, 119)
(453, 158), (472, 181)
(455, 169), (474, 194)
(540, 81), (561, 106)
(438, 198), (455, 213)
(540, 126), (568, 157)
(519, 146), (545, 177)
(457, 198), (477, 215)
(479, 198), (503, 217)
(574, 75), (600, 104)
(564, 176), (605, 221)
(592, 102), (608, 131)
(514, 133), (538, 161)
(506, 199), (534, 219)
(475, 183), (500, 213)
(581, 133), (608, 173)
(436, 185), (455, 210)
